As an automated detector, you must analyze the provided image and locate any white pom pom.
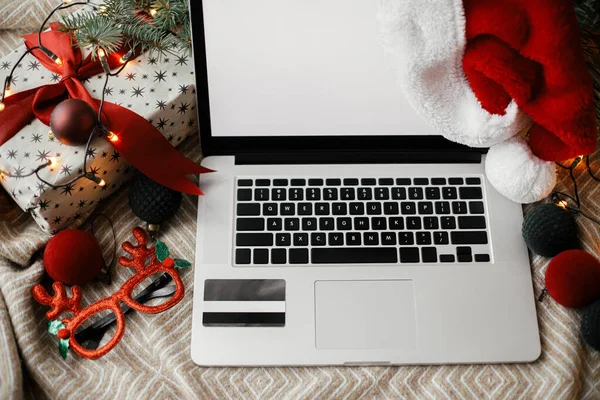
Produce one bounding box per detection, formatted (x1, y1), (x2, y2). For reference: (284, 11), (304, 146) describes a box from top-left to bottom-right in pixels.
(485, 137), (557, 204)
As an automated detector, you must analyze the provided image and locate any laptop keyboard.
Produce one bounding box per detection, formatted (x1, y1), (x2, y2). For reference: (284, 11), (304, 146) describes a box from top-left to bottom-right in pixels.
(234, 177), (492, 266)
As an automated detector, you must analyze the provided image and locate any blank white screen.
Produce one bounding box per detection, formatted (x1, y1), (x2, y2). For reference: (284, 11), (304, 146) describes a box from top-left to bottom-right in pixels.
(202, 0), (437, 137)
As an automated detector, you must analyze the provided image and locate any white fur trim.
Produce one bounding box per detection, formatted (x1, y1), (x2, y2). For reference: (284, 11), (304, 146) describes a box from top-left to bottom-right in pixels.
(377, 0), (531, 147)
(485, 137), (557, 204)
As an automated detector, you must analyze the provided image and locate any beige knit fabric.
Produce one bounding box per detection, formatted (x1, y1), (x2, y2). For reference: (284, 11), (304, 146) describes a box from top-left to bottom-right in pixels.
(1, 27), (600, 400)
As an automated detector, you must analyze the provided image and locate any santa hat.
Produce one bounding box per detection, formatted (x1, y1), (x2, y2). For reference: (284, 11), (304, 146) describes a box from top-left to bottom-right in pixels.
(378, 0), (597, 203)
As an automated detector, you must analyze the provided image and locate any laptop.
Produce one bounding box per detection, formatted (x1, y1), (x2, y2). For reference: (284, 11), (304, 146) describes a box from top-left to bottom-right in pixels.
(189, 0), (541, 366)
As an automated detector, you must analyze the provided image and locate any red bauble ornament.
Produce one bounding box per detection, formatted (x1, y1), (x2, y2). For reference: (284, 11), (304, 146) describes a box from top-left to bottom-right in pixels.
(545, 250), (600, 309)
(44, 230), (104, 286)
(49, 99), (97, 146)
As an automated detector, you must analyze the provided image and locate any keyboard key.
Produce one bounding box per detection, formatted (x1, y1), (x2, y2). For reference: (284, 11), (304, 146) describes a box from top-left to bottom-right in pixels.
(364, 233), (379, 246)
(431, 178), (446, 185)
(343, 178), (359, 186)
(341, 188), (355, 200)
(323, 188), (338, 200)
(389, 217), (404, 230)
(271, 249), (287, 264)
(460, 187), (483, 200)
(434, 231), (449, 245)
(256, 179), (271, 187)
(236, 249), (251, 264)
(401, 202), (417, 215)
(346, 232), (362, 245)
(417, 232), (432, 245)
(354, 217), (370, 230)
(421, 247), (438, 263)
(361, 178), (376, 185)
(302, 218), (317, 231)
(400, 247), (420, 263)
(329, 233), (344, 245)
(332, 203), (348, 215)
(413, 178), (429, 185)
(358, 188), (373, 200)
(267, 218), (283, 231)
(451, 231), (488, 245)
(263, 203), (277, 216)
(418, 202), (434, 215)
(440, 254), (455, 263)
(375, 187), (390, 200)
(435, 201), (450, 215)
(457, 247), (473, 263)
(254, 249), (269, 264)
(273, 179), (289, 186)
(426, 187), (441, 200)
(272, 188), (286, 201)
(289, 249), (309, 264)
(381, 232), (397, 245)
(276, 233), (291, 246)
(326, 179), (342, 186)
(441, 217), (456, 230)
(238, 189), (252, 201)
(466, 177), (481, 185)
(350, 203), (365, 215)
(309, 179), (324, 186)
(293, 233), (309, 246)
(238, 179), (253, 187)
(291, 179), (306, 186)
(366, 202), (382, 215)
(448, 178), (463, 185)
(372, 217), (387, 230)
(458, 216), (487, 229)
(307, 188), (321, 200)
(396, 178), (412, 185)
(298, 203), (312, 215)
(311, 233), (327, 246)
(312, 248), (398, 264)
(315, 203), (330, 215)
(284, 218), (300, 231)
(424, 217), (439, 230)
(255, 189), (270, 201)
(379, 178), (394, 186)
(237, 218), (264, 231)
(409, 187), (424, 200)
(407, 217), (422, 230)
(337, 218), (352, 230)
(289, 188), (304, 201)
(452, 201), (468, 214)
(280, 203), (295, 216)
(392, 187), (407, 200)
(442, 187), (457, 199)
(236, 233), (273, 247)
(237, 203), (260, 216)
(384, 202), (399, 215)
(469, 201), (485, 214)
(319, 218), (335, 231)
(398, 232), (414, 245)
(475, 254), (491, 262)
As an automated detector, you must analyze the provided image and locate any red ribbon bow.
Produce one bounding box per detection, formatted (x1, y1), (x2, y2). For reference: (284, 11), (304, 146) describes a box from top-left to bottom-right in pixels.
(0, 23), (213, 195)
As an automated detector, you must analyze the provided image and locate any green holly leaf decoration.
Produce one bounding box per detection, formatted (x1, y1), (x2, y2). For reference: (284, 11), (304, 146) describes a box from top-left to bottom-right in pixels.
(174, 259), (192, 269)
(155, 240), (170, 262)
(58, 338), (70, 360)
(48, 320), (65, 336)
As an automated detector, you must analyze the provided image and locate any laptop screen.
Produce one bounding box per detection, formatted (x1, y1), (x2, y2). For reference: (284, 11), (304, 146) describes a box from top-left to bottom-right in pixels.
(201, 1), (438, 138)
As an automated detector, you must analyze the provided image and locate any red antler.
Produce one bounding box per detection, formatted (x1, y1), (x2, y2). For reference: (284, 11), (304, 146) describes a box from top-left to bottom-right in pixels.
(118, 227), (156, 272)
(32, 282), (83, 321)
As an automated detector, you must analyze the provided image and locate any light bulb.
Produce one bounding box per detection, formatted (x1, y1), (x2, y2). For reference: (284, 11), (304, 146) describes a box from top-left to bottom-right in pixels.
(150, 9), (157, 16)
(0, 102), (5, 112)
(54, 57), (63, 66)
(106, 131), (119, 142)
(557, 200), (569, 209)
(63, 0), (72, 4)
(48, 157), (59, 168)
(99, 179), (107, 187)
(97, 48), (107, 60)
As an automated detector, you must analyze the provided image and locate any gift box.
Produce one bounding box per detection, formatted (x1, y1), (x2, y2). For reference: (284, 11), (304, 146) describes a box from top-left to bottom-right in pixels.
(0, 28), (199, 233)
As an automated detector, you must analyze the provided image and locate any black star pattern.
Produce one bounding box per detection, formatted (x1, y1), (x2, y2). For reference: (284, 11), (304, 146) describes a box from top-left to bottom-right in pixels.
(100, 184), (108, 192)
(154, 70), (167, 83)
(170, 104), (176, 110)
(142, 74), (148, 80)
(80, 77), (91, 84)
(36, 182), (46, 192)
(187, 119), (195, 128)
(1, 61), (11, 70)
(60, 165), (72, 175)
(101, 151), (108, 158)
(156, 100), (167, 110)
(36, 150), (50, 162)
(175, 55), (189, 66)
(103, 170), (108, 175)
(54, 204), (60, 209)
(24, 152), (30, 158)
(177, 102), (190, 115)
(164, 58), (170, 64)
(28, 61), (41, 71)
(50, 73), (61, 82)
(126, 73), (136, 81)
(23, 77), (29, 82)
(53, 216), (63, 225)
(87, 148), (97, 158)
(48, 136), (55, 143)
(170, 122), (175, 127)
(192, 88), (196, 94)
(132, 87), (145, 98)
(168, 134), (175, 143)
(31, 134), (42, 143)
(178, 85), (189, 94)
(119, 89), (127, 95)
(172, 72), (178, 77)
(10, 76), (18, 86)
(148, 57), (158, 65)
(150, 88), (155, 93)
(89, 166), (101, 176)
(77, 200), (87, 209)
(61, 184), (74, 196)
(10, 190), (18, 198)
(104, 87), (114, 96)
(13, 166), (25, 178)
(38, 199), (51, 211)
(79, 187), (84, 192)
(8, 150), (18, 159)
(110, 150), (121, 163)
(157, 118), (169, 130)
(124, 166), (133, 175)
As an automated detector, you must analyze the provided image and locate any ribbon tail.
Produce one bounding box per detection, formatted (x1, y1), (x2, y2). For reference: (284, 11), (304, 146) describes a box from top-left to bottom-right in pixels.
(0, 87), (41, 146)
(100, 101), (214, 195)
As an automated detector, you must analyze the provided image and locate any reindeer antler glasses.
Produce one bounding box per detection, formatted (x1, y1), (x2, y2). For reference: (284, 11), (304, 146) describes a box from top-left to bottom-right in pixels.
(32, 227), (190, 360)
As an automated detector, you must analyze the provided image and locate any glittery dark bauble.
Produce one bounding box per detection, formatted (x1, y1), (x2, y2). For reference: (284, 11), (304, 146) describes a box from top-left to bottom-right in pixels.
(582, 300), (600, 351)
(522, 204), (579, 257)
(129, 174), (182, 224)
(49, 99), (97, 146)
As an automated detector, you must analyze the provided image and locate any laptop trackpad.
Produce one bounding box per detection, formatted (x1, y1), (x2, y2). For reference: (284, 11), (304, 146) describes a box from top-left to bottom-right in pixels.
(315, 280), (417, 350)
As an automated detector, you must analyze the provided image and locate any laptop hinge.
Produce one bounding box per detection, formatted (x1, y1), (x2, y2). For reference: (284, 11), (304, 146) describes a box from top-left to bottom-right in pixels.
(235, 151), (482, 165)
